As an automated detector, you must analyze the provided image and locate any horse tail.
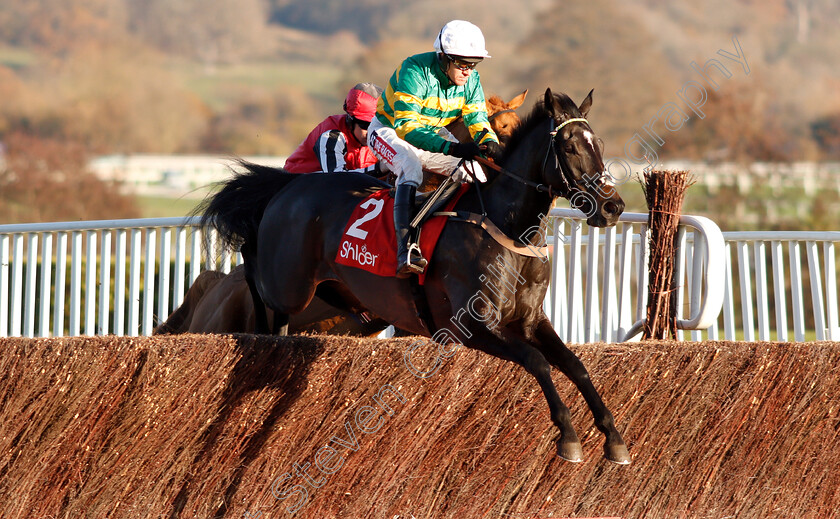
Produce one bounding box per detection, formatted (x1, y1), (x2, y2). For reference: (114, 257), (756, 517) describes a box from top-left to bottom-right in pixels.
(198, 160), (299, 251)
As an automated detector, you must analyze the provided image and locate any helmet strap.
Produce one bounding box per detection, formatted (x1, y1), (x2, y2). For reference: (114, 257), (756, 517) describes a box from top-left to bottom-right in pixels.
(438, 53), (458, 85)
(347, 115), (366, 145)
(437, 52), (449, 71)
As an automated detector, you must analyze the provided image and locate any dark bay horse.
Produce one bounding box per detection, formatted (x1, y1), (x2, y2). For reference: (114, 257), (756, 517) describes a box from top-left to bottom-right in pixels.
(201, 88), (631, 464)
(158, 91), (527, 336)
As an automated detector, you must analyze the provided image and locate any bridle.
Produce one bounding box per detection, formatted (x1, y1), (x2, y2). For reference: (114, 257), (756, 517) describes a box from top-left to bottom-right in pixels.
(474, 116), (593, 199)
(543, 117), (590, 197)
(450, 115), (602, 247)
(488, 109), (517, 122)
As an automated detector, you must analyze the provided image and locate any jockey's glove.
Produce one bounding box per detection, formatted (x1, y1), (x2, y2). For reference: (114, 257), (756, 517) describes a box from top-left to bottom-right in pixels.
(448, 141), (482, 160)
(481, 141), (503, 161)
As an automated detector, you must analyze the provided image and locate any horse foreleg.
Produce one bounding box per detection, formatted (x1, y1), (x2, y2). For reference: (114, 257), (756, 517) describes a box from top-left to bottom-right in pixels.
(462, 323), (583, 462)
(533, 319), (631, 465)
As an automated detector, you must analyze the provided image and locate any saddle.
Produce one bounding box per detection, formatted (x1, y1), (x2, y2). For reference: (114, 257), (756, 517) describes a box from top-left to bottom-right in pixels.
(410, 177), (462, 229)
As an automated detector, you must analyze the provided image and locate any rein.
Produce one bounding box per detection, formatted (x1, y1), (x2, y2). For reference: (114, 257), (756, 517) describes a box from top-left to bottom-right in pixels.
(475, 156), (556, 197)
(430, 116), (591, 257)
(475, 116), (590, 199)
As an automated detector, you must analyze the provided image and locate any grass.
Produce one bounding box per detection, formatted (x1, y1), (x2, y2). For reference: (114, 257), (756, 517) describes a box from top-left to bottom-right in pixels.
(176, 60), (344, 111)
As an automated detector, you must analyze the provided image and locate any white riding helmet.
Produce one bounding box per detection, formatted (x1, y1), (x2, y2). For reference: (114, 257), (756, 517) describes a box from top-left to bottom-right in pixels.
(433, 20), (491, 60)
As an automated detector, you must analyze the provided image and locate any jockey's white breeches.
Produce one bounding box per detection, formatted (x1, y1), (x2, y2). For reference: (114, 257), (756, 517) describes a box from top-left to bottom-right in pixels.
(367, 117), (482, 187)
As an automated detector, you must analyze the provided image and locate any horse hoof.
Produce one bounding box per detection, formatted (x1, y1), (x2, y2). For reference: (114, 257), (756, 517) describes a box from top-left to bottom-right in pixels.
(604, 443), (631, 465)
(556, 441), (584, 463)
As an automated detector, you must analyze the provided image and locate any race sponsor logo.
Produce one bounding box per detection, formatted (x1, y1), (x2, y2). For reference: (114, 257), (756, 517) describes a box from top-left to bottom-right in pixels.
(339, 240), (379, 267)
(371, 131), (396, 164)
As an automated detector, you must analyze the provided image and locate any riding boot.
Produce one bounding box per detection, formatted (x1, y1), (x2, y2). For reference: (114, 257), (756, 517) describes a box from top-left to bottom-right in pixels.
(394, 183), (427, 278)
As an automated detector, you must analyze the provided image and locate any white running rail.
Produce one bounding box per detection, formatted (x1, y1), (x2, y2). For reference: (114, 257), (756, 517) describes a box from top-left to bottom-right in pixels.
(0, 216), (235, 337)
(716, 231), (840, 342)
(1, 214), (837, 341)
(544, 209), (725, 343)
(544, 210), (839, 342)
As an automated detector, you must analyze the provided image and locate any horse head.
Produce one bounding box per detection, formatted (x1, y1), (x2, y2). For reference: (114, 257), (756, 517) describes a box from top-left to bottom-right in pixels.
(486, 90), (527, 144)
(541, 88), (624, 227)
(445, 90), (527, 145)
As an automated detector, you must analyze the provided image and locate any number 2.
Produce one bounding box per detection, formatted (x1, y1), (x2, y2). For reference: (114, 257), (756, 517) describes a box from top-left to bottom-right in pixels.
(346, 198), (385, 240)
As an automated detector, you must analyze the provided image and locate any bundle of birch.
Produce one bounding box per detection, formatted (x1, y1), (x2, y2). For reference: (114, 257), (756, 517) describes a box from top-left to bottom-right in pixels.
(641, 170), (694, 340)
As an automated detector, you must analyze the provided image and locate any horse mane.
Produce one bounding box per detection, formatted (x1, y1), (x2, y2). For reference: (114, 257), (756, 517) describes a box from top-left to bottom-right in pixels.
(499, 91), (581, 162)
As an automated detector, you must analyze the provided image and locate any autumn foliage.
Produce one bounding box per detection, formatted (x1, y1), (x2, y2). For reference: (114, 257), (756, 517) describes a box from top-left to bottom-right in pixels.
(0, 132), (140, 223)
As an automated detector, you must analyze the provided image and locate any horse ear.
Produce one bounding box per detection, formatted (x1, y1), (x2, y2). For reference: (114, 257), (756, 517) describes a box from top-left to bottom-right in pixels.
(544, 88), (557, 116)
(508, 89), (528, 110)
(579, 89), (594, 117)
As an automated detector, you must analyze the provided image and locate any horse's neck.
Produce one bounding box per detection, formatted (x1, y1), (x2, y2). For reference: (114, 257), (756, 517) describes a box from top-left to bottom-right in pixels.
(465, 115), (557, 242)
(481, 159), (554, 244)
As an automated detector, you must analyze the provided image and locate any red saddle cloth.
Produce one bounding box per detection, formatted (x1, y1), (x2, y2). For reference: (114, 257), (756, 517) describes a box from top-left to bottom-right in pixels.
(335, 185), (468, 284)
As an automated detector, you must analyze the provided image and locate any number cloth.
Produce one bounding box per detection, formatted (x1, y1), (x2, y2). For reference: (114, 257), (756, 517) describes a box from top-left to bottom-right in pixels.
(335, 185), (468, 283)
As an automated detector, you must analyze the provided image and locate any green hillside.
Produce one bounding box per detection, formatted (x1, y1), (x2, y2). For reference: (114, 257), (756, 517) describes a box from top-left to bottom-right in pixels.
(2, 0), (840, 224)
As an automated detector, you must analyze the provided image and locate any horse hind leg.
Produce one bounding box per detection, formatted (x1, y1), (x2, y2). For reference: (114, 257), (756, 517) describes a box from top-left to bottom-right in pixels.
(241, 242), (272, 334)
(244, 273), (273, 334)
(533, 319), (631, 465)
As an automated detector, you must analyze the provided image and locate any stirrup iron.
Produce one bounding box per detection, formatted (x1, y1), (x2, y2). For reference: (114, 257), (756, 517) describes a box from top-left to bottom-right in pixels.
(407, 242), (427, 272)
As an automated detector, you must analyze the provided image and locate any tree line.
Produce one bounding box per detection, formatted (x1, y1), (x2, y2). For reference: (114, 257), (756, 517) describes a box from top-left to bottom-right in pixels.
(2, 0), (840, 224)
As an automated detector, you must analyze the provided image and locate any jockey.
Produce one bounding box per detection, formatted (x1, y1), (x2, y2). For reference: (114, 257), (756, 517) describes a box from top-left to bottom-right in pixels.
(367, 20), (503, 278)
(284, 82), (384, 174)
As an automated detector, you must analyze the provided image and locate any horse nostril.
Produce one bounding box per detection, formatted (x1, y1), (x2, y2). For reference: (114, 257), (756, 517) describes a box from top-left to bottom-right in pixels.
(603, 201), (620, 216)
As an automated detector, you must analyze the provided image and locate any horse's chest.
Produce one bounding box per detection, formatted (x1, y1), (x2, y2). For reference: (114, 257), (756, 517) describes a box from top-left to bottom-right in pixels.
(480, 256), (549, 311)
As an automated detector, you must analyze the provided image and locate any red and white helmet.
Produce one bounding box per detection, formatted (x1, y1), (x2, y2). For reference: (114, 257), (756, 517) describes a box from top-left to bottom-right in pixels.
(343, 82), (383, 123)
(433, 20), (491, 60)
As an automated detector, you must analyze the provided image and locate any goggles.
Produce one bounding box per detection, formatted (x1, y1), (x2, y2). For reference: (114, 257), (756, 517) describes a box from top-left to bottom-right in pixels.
(352, 117), (371, 130)
(448, 56), (481, 71)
